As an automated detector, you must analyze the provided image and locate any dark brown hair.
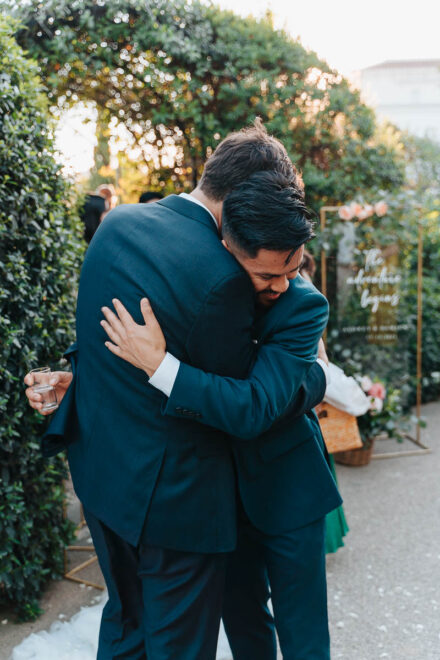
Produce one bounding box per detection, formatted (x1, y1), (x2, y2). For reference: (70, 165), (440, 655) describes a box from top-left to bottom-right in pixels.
(199, 118), (303, 201)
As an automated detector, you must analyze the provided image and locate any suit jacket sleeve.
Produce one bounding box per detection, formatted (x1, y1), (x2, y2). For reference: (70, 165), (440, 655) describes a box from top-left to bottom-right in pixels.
(164, 290), (329, 439)
(41, 343), (78, 457)
(281, 360), (327, 419)
(184, 270), (257, 378)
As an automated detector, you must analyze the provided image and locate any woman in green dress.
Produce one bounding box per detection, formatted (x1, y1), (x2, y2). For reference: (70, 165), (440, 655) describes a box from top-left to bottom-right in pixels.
(325, 456), (349, 553)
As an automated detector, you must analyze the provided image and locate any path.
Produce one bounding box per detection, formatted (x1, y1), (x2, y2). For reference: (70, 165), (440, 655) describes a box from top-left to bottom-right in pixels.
(2, 402), (439, 659)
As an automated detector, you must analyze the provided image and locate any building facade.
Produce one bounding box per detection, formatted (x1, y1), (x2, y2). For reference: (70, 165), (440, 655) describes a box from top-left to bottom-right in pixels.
(359, 60), (440, 141)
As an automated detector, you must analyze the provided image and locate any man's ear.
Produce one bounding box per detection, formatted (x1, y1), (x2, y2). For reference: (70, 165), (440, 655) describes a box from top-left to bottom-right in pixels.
(221, 238), (232, 254)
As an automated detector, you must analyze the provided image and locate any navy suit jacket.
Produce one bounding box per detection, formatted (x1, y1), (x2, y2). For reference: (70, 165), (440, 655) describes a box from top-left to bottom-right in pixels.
(43, 196), (337, 552)
(162, 276), (342, 533)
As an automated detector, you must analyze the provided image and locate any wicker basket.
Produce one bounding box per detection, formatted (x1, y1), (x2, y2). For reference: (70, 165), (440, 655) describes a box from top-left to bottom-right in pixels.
(333, 438), (375, 466)
(317, 402), (363, 454)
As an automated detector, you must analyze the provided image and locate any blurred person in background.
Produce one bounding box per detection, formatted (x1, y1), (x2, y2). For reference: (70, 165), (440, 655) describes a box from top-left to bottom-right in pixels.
(81, 193), (107, 244)
(96, 183), (117, 215)
(81, 185), (118, 244)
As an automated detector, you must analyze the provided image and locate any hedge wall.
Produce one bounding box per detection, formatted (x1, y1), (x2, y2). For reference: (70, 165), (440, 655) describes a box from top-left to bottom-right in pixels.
(0, 17), (84, 619)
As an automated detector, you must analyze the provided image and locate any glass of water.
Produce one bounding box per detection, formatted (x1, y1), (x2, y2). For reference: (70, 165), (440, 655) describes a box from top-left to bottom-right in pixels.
(30, 366), (59, 412)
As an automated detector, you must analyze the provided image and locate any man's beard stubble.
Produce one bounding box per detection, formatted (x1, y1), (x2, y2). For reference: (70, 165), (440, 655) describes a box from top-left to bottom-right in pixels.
(257, 288), (282, 308)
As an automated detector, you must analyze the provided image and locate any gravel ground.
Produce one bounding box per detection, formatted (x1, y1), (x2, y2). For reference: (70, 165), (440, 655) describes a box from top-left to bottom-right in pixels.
(2, 402), (439, 660)
(327, 401), (440, 660)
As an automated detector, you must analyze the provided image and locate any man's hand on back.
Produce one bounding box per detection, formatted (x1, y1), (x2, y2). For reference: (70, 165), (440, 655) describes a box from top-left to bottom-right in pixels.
(101, 298), (166, 377)
(24, 371), (73, 415)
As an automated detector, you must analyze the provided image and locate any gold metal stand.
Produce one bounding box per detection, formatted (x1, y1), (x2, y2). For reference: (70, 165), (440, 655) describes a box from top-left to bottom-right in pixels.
(319, 207), (429, 459)
(64, 503), (104, 591)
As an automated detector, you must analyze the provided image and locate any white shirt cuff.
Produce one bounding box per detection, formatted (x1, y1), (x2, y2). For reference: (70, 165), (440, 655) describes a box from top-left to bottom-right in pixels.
(148, 352), (181, 397)
(316, 358), (330, 387)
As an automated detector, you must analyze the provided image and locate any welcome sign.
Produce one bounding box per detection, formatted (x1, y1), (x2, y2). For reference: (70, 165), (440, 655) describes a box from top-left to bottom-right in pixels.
(319, 203), (425, 452)
(319, 203), (418, 399)
(338, 242), (409, 346)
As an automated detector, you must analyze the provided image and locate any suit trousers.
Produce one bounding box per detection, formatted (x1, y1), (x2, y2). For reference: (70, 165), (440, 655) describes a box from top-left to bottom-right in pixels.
(83, 508), (227, 660)
(222, 510), (330, 660)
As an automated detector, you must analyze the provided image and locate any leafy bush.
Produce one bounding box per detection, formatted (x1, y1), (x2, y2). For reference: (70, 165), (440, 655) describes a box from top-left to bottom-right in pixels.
(0, 17), (84, 619)
(352, 375), (409, 446)
(11, 0), (405, 208)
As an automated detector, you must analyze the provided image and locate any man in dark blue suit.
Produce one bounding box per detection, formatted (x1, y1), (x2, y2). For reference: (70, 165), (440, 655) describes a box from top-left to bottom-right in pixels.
(25, 123), (339, 659)
(100, 172), (341, 660)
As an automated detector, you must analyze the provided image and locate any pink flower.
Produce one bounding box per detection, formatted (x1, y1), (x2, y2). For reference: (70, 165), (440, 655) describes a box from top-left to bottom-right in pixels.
(338, 205), (355, 220)
(350, 202), (363, 218)
(369, 382), (386, 399)
(374, 201), (388, 217)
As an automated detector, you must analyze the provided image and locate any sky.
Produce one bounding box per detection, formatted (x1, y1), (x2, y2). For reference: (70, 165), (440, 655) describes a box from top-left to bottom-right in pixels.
(55, 0), (440, 175)
(216, 0), (440, 74)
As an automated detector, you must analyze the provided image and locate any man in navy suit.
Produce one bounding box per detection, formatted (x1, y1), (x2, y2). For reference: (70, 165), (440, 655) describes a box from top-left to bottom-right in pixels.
(25, 123), (340, 659)
(100, 171), (340, 660)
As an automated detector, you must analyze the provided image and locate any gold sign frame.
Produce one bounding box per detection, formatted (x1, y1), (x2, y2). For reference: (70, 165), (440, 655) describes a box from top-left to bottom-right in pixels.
(319, 206), (429, 458)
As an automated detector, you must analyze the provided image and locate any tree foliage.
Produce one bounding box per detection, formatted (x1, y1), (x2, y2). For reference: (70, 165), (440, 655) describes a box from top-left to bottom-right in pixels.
(0, 16), (82, 619)
(403, 133), (440, 195)
(10, 0), (404, 207)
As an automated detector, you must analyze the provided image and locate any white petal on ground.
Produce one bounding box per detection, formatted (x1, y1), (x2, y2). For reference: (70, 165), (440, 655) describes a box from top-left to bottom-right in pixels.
(11, 593), (233, 660)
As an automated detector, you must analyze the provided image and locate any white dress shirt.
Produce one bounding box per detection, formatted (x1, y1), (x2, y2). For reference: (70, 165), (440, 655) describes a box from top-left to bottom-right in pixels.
(148, 193), (330, 397)
(179, 192), (218, 228)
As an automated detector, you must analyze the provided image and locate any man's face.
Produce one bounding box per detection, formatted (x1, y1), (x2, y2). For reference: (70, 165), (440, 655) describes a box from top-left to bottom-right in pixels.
(223, 242), (305, 307)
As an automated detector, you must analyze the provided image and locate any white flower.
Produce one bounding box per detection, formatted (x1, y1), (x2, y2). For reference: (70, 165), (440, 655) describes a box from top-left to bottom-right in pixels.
(360, 376), (373, 392)
(370, 397), (383, 412)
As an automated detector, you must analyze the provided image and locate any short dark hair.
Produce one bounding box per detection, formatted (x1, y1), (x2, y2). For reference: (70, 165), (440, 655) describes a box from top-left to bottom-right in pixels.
(82, 194), (107, 244)
(139, 191), (163, 203)
(222, 170), (314, 259)
(199, 118), (302, 201)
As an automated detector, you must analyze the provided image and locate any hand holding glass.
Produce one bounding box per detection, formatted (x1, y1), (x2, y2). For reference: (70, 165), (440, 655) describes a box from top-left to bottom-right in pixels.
(30, 367), (59, 412)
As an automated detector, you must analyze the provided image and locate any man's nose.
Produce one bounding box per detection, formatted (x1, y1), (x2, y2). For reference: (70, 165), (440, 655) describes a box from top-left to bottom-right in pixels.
(272, 276), (290, 293)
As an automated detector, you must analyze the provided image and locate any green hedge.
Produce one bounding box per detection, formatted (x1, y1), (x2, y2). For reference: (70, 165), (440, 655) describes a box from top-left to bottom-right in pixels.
(0, 17), (84, 620)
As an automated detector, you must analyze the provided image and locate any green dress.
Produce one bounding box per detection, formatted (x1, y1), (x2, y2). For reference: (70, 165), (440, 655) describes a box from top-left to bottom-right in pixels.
(325, 455), (349, 554)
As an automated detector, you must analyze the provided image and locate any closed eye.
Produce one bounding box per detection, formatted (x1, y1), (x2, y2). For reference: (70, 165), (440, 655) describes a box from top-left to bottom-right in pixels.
(258, 265), (301, 280)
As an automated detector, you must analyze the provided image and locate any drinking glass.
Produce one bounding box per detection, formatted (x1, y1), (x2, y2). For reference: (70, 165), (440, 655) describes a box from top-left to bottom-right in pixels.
(30, 366), (58, 412)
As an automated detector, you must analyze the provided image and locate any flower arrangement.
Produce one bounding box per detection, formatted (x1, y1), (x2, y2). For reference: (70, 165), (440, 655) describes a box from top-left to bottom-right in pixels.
(355, 375), (408, 447)
(338, 201), (388, 221)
